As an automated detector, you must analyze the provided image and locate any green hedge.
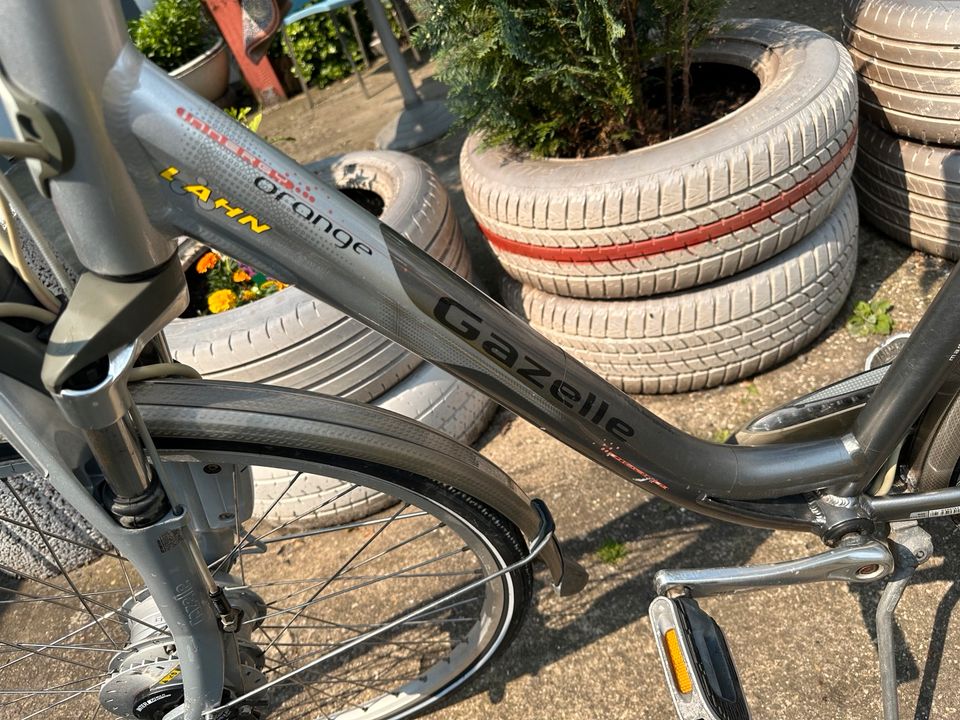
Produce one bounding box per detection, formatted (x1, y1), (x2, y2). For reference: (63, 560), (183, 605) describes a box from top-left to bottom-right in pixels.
(270, 7), (374, 89)
(416, 0), (725, 158)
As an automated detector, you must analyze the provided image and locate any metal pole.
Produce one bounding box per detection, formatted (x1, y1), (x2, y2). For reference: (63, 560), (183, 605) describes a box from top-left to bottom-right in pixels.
(363, 0), (420, 109)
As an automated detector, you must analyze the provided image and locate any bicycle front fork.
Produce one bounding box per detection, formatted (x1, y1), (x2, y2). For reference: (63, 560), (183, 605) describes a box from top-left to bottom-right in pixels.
(0, 264), (244, 720)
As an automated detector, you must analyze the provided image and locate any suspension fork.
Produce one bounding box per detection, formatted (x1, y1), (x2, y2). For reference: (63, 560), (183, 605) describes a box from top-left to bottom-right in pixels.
(0, 372), (227, 720)
(0, 260), (236, 719)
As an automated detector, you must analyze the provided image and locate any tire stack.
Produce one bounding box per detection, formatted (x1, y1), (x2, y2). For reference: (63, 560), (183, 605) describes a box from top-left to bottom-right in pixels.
(460, 19), (861, 394)
(166, 151), (497, 526)
(843, 0), (960, 260)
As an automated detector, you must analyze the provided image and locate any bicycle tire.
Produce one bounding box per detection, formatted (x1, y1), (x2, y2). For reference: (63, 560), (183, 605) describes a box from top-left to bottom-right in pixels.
(0, 380), (534, 720)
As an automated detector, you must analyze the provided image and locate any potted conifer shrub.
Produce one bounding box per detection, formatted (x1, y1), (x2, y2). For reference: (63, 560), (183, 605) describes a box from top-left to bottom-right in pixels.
(421, 1), (861, 393)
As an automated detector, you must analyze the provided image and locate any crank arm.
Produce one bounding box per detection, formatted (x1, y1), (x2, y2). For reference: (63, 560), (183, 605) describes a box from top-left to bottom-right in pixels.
(655, 537), (894, 598)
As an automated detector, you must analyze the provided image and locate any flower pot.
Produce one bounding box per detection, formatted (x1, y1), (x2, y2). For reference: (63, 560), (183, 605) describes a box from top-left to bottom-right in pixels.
(461, 19), (858, 301)
(171, 37), (229, 101)
(460, 19), (861, 393)
(166, 151), (468, 402)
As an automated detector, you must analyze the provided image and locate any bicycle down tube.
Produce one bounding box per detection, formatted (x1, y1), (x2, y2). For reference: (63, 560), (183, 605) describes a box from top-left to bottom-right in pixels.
(6, 0), (960, 531)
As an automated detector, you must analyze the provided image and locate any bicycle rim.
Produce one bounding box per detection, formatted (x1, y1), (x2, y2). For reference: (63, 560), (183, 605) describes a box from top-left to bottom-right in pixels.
(0, 410), (532, 719)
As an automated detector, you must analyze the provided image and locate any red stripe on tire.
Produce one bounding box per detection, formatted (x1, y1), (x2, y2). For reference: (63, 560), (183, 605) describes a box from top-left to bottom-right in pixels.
(480, 126), (857, 263)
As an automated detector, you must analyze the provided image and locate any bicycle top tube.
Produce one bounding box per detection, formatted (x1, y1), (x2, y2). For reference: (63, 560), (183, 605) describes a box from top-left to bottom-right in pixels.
(114, 75), (960, 512)
(4, 0), (960, 527)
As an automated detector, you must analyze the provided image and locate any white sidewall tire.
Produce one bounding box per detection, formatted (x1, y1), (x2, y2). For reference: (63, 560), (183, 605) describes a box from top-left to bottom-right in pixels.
(460, 18), (857, 299)
(855, 120), (960, 260)
(504, 185), (859, 394)
(166, 151), (467, 402)
(843, 0), (960, 145)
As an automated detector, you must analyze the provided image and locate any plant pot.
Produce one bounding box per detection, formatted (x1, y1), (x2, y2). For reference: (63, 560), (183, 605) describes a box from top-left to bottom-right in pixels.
(460, 19), (858, 301)
(171, 37), (229, 101)
(461, 18), (861, 393)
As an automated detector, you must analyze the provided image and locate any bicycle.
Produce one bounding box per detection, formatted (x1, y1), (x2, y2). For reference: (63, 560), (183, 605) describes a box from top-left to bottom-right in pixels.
(1, 2), (959, 719)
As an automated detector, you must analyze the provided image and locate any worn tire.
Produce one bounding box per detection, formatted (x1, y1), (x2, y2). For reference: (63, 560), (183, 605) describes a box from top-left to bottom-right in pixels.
(504, 185), (859, 394)
(460, 18), (857, 299)
(854, 120), (960, 260)
(843, 0), (960, 145)
(252, 362), (499, 524)
(166, 151), (468, 402)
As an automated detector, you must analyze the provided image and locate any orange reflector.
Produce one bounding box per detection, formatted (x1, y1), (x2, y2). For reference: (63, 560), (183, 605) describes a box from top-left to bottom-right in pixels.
(663, 628), (693, 694)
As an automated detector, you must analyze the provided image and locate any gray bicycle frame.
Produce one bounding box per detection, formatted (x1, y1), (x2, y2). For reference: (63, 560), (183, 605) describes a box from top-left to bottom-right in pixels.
(4, 0), (960, 528)
(4, 1), (960, 718)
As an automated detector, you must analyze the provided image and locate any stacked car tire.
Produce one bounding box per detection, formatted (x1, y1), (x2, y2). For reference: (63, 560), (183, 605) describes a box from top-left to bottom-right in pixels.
(461, 19), (861, 394)
(166, 151), (497, 527)
(844, 0), (960, 260)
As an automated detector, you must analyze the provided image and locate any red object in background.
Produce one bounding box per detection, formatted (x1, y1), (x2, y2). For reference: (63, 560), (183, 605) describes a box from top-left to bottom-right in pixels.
(202, 0), (287, 106)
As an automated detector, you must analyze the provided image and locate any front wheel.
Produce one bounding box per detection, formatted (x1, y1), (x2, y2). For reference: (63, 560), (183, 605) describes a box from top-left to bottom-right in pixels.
(0, 381), (533, 720)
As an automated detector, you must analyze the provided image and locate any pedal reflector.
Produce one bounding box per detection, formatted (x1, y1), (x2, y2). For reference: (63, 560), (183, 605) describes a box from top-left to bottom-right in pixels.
(649, 596), (750, 720)
(663, 628), (693, 694)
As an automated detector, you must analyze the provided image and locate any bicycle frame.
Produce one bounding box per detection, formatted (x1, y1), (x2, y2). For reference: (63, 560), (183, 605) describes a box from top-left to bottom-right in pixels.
(3, 0), (960, 531)
(4, 1), (960, 717)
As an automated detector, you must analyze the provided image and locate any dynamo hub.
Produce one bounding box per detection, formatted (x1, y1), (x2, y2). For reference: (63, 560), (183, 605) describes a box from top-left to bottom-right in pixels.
(99, 583), (266, 720)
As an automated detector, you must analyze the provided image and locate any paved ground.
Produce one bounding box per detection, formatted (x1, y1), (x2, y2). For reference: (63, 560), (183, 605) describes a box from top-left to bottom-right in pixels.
(259, 3), (960, 718)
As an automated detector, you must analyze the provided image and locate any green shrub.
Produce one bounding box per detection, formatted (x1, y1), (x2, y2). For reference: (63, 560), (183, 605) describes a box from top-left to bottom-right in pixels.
(270, 10), (373, 89)
(416, 0), (725, 158)
(128, 0), (216, 72)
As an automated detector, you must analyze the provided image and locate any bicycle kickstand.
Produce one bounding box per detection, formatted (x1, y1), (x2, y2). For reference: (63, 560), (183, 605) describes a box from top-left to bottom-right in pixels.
(876, 521), (933, 720)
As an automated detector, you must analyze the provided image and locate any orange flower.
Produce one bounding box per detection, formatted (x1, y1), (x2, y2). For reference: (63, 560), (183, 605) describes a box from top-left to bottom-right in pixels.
(240, 289), (258, 302)
(233, 268), (251, 282)
(195, 252), (219, 274)
(207, 289), (238, 314)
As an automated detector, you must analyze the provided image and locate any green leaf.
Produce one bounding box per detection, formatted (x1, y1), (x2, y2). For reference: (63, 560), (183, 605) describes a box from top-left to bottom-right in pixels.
(847, 297), (894, 336)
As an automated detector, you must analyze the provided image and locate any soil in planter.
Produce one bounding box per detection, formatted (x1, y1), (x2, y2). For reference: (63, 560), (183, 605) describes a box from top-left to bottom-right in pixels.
(180, 185), (386, 318)
(565, 62), (761, 158)
(339, 187), (385, 217)
(643, 62), (760, 145)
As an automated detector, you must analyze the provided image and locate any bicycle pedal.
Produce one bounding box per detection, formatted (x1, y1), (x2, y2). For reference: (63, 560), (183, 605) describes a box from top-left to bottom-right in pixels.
(648, 595), (750, 720)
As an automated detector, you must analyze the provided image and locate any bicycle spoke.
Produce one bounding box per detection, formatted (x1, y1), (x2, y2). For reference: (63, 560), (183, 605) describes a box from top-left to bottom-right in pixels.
(0, 673), (109, 707)
(255, 510), (430, 547)
(2, 479), (119, 649)
(0, 638), (102, 673)
(0, 514), (122, 561)
(19, 680), (103, 720)
(248, 483), (363, 547)
(0, 562), (166, 637)
(0, 644), (117, 654)
(256, 626), (333, 717)
(336, 522), (445, 577)
(0, 585), (129, 610)
(258, 502), (412, 654)
(209, 472), (306, 575)
(260, 546), (474, 621)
